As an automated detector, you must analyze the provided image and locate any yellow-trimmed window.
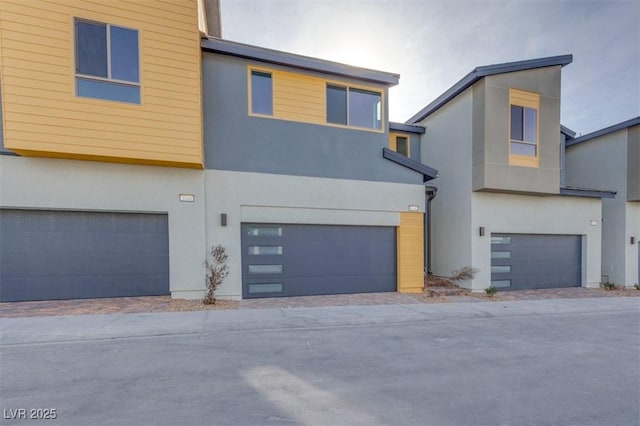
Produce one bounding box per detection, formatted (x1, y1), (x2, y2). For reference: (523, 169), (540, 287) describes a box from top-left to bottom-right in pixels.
(249, 69), (274, 116)
(389, 132), (410, 157)
(509, 88), (539, 167)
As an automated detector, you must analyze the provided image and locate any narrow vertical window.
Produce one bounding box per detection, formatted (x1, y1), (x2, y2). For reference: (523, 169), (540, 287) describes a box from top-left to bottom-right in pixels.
(509, 88), (540, 165)
(251, 71), (273, 115)
(395, 136), (409, 156)
(326, 85), (347, 125)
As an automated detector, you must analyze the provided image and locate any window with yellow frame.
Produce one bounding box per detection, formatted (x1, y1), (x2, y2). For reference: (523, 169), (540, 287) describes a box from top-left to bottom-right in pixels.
(389, 132), (410, 157)
(509, 88), (540, 167)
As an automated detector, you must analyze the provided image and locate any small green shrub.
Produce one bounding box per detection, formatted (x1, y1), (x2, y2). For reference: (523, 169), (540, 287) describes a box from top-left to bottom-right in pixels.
(485, 285), (497, 297)
(203, 245), (229, 305)
(602, 281), (617, 291)
(634, 284), (640, 291)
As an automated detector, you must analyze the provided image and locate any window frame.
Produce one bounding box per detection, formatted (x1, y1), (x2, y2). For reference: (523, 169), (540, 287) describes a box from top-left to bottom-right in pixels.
(248, 68), (274, 117)
(389, 132), (411, 157)
(325, 83), (384, 132)
(74, 18), (141, 104)
(508, 88), (540, 167)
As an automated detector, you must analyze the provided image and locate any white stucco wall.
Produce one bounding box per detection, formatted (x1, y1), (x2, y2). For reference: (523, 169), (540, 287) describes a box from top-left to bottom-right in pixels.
(418, 88), (474, 277)
(204, 169), (426, 299)
(470, 192), (602, 291)
(0, 155), (208, 296)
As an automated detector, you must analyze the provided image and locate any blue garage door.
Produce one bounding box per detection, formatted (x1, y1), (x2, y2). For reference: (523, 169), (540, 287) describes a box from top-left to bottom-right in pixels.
(491, 234), (581, 290)
(0, 209), (170, 302)
(241, 223), (396, 298)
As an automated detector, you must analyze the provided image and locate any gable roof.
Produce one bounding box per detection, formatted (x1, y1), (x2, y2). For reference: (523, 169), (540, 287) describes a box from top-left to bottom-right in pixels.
(565, 117), (640, 147)
(406, 54), (573, 124)
(201, 37), (400, 86)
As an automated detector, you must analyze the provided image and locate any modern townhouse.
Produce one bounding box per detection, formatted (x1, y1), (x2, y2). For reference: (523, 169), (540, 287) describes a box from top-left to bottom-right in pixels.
(0, 0), (209, 301)
(564, 117), (640, 288)
(407, 55), (616, 292)
(0, 0), (435, 301)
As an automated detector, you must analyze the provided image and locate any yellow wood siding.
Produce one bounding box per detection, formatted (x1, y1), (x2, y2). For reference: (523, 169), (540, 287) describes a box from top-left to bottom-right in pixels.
(397, 212), (424, 293)
(247, 65), (385, 132)
(0, 0), (203, 168)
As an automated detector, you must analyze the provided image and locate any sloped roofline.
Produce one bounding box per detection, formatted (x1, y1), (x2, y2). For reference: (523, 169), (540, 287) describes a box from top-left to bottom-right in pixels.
(565, 117), (640, 147)
(561, 125), (576, 138)
(406, 54), (573, 124)
(201, 37), (400, 86)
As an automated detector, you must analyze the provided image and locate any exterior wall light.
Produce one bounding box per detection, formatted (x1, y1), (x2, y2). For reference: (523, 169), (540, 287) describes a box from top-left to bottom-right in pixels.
(220, 213), (227, 227)
(479, 227), (485, 237)
(408, 205), (419, 211)
(631, 236), (636, 245)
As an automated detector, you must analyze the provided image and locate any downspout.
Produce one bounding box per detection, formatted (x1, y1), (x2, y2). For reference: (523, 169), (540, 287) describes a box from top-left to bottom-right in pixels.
(424, 185), (437, 275)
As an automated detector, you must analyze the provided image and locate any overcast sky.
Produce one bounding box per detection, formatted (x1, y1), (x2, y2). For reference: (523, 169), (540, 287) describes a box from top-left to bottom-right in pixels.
(219, 0), (639, 136)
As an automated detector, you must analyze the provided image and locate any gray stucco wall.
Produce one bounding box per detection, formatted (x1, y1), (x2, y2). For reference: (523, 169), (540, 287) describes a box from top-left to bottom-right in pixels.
(202, 53), (422, 185)
(565, 130), (636, 285)
(418, 88), (474, 277)
(473, 67), (562, 194)
(628, 125), (640, 201)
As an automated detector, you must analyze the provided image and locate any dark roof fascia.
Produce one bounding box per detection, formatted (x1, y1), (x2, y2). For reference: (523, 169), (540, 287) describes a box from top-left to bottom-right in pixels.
(382, 148), (438, 182)
(389, 122), (425, 134)
(565, 117), (640, 147)
(201, 38), (400, 86)
(561, 125), (576, 139)
(559, 186), (616, 199)
(406, 54), (573, 124)
(0, 149), (19, 156)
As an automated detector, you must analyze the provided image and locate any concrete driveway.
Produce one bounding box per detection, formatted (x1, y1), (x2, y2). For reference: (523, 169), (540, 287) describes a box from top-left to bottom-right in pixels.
(1, 298), (639, 425)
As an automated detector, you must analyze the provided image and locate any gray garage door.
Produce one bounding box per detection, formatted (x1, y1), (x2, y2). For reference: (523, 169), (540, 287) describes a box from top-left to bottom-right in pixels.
(241, 223), (396, 298)
(490, 234), (581, 291)
(0, 209), (170, 302)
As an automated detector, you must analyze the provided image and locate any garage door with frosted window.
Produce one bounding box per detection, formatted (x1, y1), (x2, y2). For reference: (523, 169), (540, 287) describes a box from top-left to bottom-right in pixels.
(0, 209), (170, 302)
(241, 223), (396, 298)
(491, 234), (581, 290)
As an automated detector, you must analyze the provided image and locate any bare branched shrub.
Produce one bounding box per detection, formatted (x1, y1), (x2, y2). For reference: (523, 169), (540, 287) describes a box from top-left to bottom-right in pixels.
(203, 245), (229, 305)
(449, 266), (478, 283)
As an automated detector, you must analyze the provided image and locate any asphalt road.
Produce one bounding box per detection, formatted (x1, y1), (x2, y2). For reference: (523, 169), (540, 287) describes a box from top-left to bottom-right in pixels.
(1, 298), (639, 426)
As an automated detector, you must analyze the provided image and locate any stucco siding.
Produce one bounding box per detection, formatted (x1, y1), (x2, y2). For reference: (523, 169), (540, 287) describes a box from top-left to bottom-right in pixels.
(471, 192), (602, 291)
(0, 0), (203, 167)
(0, 155), (207, 297)
(202, 53), (420, 184)
(204, 169), (425, 299)
(476, 67), (562, 194)
(418, 88), (474, 277)
(565, 130), (630, 284)
(628, 125), (640, 201)
(626, 202), (640, 286)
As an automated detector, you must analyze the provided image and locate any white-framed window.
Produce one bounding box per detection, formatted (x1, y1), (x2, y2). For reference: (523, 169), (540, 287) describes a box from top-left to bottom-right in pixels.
(74, 19), (140, 104)
(326, 85), (382, 130)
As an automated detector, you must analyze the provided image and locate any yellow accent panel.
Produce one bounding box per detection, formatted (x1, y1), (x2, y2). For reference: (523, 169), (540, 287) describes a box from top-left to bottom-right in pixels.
(508, 88), (540, 168)
(0, 0), (203, 168)
(247, 65), (385, 132)
(397, 212), (424, 293)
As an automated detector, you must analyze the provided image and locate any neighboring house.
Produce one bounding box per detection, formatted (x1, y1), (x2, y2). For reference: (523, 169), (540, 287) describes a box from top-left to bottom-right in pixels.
(0, 0), (208, 302)
(200, 38), (436, 299)
(407, 55), (615, 292)
(564, 118), (640, 288)
(0, 0), (435, 301)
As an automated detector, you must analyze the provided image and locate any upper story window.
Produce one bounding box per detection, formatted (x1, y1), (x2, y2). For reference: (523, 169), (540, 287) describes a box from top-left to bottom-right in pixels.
(326, 85), (382, 130)
(250, 70), (273, 115)
(75, 19), (140, 104)
(509, 88), (539, 167)
(389, 133), (410, 157)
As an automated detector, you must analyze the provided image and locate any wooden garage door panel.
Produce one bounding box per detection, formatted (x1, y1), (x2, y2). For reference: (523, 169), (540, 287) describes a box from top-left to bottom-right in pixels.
(0, 210), (170, 302)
